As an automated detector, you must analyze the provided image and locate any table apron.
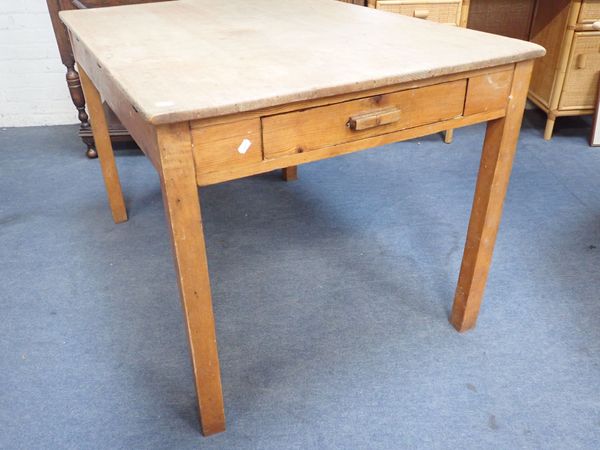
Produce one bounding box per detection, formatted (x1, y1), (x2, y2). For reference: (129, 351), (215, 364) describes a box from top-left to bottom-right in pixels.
(191, 67), (514, 186)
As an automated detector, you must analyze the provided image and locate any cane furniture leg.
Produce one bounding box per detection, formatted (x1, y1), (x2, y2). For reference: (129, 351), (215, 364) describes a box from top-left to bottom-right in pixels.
(282, 166), (298, 181)
(156, 123), (226, 436)
(544, 113), (556, 141)
(79, 67), (127, 224)
(450, 60), (534, 332)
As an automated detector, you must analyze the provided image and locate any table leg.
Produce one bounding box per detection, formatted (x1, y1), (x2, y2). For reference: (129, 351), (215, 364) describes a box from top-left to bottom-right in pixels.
(156, 123), (226, 436)
(450, 60), (533, 332)
(282, 166), (298, 181)
(444, 129), (454, 144)
(79, 67), (127, 224)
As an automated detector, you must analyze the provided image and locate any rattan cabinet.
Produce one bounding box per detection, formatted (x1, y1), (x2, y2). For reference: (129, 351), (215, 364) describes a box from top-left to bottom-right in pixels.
(529, 0), (600, 140)
(367, 0), (468, 26)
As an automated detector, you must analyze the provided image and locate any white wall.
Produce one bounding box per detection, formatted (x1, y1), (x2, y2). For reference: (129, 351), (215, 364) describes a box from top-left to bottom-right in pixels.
(0, 0), (78, 127)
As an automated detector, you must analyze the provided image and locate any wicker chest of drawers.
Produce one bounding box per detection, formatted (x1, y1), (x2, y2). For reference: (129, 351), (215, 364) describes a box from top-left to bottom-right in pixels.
(529, 0), (600, 140)
(367, 0), (467, 26)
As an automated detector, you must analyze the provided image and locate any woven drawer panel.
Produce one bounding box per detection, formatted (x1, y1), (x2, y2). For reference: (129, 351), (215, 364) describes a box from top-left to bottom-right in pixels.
(377, 2), (460, 25)
(579, 0), (600, 23)
(560, 33), (600, 109)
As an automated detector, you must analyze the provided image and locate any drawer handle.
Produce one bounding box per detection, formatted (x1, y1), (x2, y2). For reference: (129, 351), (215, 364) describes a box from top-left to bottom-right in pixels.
(347, 107), (401, 131)
(576, 54), (587, 69)
(414, 9), (430, 19)
(593, 21), (600, 30)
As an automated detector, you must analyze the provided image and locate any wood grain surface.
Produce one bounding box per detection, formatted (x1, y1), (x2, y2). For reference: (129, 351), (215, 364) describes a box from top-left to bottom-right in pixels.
(157, 123), (226, 436)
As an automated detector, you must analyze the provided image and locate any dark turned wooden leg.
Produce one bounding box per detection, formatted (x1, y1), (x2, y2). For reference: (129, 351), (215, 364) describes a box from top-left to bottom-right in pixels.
(47, 0), (99, 158)
(86, 146), (98, 159)
(65, 64), (96, 158)
(83, 137), (98, 159)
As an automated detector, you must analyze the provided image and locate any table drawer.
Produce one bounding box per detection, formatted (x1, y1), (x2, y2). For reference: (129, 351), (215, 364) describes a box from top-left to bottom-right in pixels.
(262, 80), (466, 159)
(559, 32), (600, 109)
(375, 1), (461, 25)
(579, 0), (600, 25)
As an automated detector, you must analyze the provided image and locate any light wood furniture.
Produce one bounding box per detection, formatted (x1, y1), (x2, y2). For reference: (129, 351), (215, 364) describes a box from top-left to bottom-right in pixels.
(528, 0), (600, 140)
(60, 0), (544, 436)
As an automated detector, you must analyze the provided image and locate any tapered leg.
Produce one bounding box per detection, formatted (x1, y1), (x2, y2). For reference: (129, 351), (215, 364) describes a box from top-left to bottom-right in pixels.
(156, 123), (225, 436)
(444, 129), (454, 144)
(450, 61), (534, 332)
(282, 166), (298, 181)
(79, 67), (127, 223)
(544, 114), (556, 141)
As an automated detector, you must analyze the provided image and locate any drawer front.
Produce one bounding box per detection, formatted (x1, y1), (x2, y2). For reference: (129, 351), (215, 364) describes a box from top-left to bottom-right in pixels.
(262, 80), (466, 159)
(579, 0), (600, 24)
(559, 32), (600, 109)
(376, 1), (461, 25)
(192, 118), (263, 175)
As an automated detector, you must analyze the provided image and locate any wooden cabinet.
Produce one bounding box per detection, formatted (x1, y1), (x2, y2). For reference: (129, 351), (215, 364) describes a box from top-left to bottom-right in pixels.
(528, 0), (600, 140)
(368, 0), (466, 26)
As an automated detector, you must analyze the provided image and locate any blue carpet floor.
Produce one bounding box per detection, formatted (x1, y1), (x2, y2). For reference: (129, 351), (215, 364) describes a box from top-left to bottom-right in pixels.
(1, 109), (600, 449)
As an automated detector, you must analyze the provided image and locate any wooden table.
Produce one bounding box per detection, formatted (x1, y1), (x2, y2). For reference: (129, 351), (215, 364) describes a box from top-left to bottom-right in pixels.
(60, 0), (544, 436)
